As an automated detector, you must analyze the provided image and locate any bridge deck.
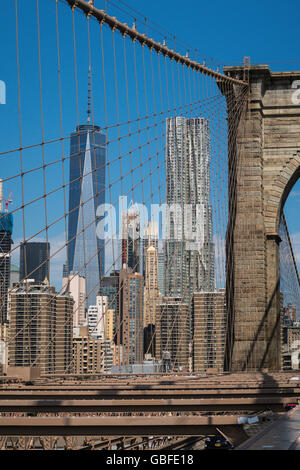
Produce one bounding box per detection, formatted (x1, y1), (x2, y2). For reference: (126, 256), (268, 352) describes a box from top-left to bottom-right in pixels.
(238, 407), (300, 450)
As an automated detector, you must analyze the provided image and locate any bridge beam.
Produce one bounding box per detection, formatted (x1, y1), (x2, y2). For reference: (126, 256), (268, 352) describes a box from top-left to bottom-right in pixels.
(0, 397), (294, 412)
(0, 416), (245, 437)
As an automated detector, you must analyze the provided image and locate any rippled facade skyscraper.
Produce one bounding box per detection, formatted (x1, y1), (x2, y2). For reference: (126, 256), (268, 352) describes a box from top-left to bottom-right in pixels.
(164, 117), (215, 305)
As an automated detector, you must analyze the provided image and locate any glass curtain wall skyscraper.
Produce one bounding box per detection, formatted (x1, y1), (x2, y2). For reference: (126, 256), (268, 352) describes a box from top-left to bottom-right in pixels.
(164, 117), (215, 305)
(20, 242), (50, 284)
(67, 121), (106, 308)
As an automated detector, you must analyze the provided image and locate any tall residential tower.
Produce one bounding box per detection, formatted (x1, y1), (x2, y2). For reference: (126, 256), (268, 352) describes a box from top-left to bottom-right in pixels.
(164, 117), (215, 305)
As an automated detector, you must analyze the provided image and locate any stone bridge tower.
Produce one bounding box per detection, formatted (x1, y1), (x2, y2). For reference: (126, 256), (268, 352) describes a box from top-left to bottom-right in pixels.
(220, 65), (300, 371)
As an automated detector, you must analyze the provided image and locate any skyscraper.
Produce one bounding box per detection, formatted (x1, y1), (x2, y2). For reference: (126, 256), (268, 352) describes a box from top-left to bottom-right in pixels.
(143, 246), (161, 327)
(158, 249), (165, 297)
(104, 308), (115, 342)
(20, 242), (50, 284)
(155, 297), (190, 371)
(121, 207), (141, 273)
(67, 81), (106, 308)
(143, 246), (161, 357)
(193, 290), (227, 372)
(164, 117), (215, 305)
(119, 268), (144, 365)
(99, 270), (119, 343)
(62, 272), (86, 331)
(142, 221), (158, 278)
(87, 295), (108, 339)
(8, 279), (73, 374)
(0, 181), (13, 324)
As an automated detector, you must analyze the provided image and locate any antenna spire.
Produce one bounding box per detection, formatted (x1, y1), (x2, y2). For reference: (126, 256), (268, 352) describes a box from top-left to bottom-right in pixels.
(87, 66), (92, 123)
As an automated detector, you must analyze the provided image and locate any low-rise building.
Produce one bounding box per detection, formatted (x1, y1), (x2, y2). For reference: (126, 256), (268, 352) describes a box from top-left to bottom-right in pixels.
(73, 326), (103, 374)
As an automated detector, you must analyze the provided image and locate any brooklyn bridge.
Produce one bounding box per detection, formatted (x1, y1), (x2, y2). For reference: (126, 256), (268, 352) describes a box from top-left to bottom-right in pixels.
(0, 0), (300, 451)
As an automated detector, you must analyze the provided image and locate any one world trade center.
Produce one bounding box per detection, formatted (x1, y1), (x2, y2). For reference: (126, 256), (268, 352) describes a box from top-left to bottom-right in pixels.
(67, 79), (106, 308)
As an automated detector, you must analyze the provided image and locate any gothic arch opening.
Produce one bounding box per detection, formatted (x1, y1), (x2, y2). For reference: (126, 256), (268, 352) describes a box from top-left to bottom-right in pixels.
(279, 177), (300, 371)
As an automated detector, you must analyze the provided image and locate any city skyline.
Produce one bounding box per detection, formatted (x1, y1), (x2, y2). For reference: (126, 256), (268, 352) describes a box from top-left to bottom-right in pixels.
(0, 0), (300, 276)
(0, 0), (299, 379)
(1, 0), (300, 452)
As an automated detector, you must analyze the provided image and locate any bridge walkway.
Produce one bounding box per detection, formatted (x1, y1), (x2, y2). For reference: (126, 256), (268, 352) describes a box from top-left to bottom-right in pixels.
(237, 407), (300, 450)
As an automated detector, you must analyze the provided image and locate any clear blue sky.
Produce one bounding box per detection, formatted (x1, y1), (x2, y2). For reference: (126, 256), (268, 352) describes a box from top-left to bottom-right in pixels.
(103, 0), (300, 261)
(104, 0), (300, 70)
(0, 0), (300, 289)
